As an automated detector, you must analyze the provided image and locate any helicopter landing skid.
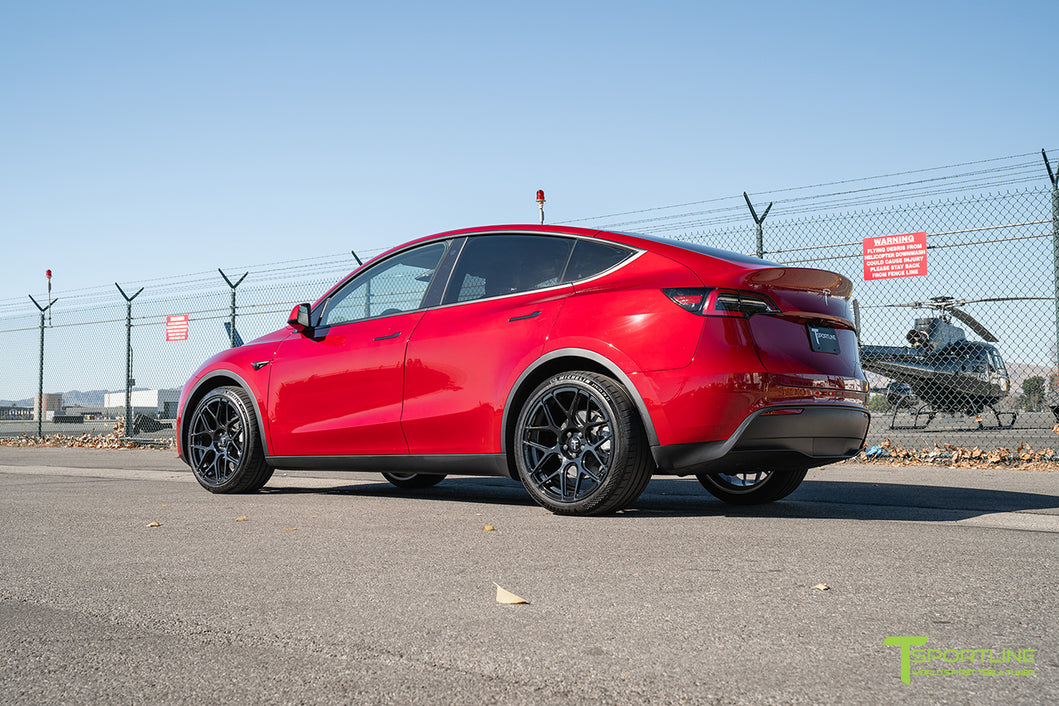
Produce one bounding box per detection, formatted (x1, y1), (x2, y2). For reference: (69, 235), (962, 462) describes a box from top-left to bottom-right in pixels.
(983, 406), (1017, 429)
(889, 404), (936, 430)
(888, 403), (1018, 430)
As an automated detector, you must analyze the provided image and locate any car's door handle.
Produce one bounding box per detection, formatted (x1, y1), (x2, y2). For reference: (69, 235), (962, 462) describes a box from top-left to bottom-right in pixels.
(509, 310), (541, 322)
(373, 331), (401, 341)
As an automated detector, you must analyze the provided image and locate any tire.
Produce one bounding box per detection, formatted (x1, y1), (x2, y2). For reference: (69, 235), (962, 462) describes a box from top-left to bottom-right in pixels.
(382, 472), (447, 489)
(514, 371), (652, 516)
(186, 386), (271, 493)
(696, 468), (808, 505)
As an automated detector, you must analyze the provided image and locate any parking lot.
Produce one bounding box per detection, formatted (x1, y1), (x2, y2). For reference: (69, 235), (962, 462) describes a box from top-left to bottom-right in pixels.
(1, 448), (1056, 704)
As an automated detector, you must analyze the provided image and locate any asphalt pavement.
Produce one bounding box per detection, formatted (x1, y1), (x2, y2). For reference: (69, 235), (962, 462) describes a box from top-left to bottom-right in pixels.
(1, 448), (1056, 704)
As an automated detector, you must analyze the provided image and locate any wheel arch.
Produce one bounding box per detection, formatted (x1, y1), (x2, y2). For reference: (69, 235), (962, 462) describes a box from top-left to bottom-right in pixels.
(501, 348), (659, 478)
(181, 370), (270, 460)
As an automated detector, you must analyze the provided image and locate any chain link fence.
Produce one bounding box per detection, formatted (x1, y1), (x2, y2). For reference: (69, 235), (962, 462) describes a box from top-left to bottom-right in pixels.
(0, 253), (371, 442)
(2, 173), (1057, 455)
(676, 186), (1058, 452)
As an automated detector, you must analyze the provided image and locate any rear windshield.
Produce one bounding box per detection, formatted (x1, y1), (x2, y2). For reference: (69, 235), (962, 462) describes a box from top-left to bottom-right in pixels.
(621, 232), (778, 266)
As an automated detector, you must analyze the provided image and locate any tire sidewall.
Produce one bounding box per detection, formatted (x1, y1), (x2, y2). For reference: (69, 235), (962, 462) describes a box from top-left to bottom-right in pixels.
(188, 386), (260, 492)
(514, 371), (632, 514)
(381, 472), (447, 489)
(697, 468), (807, 505)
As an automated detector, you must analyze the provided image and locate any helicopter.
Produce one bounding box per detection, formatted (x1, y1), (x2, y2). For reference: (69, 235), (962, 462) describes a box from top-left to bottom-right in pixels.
(854, 296), (1049, 429)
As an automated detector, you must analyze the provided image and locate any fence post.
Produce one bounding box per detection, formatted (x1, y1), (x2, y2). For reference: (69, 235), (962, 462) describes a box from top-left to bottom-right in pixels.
(351, 251), (370, 319)
(219, 269), (248, 348)
(743, 192), (773, 259)
(115, 284), (143, 436)
(1044, 150), (1059, 373)
(28, 295), (57, 438)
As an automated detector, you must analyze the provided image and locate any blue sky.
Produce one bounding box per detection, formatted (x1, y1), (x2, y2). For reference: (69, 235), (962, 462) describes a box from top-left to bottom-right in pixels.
(3, 0), (1056, 301)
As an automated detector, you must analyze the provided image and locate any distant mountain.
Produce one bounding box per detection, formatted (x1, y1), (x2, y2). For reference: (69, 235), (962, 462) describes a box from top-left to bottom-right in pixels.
(59, 389), (111, 408)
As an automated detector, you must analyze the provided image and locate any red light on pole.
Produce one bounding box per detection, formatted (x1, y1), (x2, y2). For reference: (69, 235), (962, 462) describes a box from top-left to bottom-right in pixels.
(46, 270), (53, 326)
(536, 189), (545, 224)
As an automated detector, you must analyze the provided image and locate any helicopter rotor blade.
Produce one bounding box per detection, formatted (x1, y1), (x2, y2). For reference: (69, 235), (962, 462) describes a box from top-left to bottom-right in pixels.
(950, 296), (1053, 306)
(949, 307), (998, 342)
(874, 301), (928, 309)
(861, 296), (1052, 310)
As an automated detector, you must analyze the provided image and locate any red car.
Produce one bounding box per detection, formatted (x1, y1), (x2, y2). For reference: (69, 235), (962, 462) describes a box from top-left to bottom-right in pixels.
(177, 225), (869, 515)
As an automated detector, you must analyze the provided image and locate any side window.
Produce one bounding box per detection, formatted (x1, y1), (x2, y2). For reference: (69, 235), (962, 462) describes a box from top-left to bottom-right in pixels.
(318, 242), (447, 327)
(443, 235), (574, 304)
(561, 240), (634, 283)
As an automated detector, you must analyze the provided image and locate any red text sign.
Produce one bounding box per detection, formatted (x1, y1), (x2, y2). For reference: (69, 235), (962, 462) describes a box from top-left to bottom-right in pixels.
(863, 232), (928, 280)
(166, 314), (189, 341)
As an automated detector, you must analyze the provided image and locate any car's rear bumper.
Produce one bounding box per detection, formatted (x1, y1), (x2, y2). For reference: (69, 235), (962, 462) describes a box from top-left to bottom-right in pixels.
(651, 404), (870, 474)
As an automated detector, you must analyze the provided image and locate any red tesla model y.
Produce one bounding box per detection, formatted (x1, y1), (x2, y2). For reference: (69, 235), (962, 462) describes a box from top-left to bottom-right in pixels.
(177, 225), (869, 515)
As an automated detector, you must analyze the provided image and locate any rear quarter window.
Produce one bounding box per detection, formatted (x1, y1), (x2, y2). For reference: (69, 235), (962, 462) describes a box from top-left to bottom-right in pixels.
(562, 240), (634, 283)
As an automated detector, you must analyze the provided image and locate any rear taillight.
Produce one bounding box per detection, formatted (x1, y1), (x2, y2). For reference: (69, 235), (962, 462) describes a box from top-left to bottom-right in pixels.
(663, 288), (778, 317)
(711, 290), (778, 316)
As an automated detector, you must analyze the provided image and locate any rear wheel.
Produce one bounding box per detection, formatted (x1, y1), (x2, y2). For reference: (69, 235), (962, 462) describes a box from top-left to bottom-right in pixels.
(514, 371), (652, 516)
(187, 386), (271, 493)
(696, 468), (808, 505)
(381, 472), (446, 489)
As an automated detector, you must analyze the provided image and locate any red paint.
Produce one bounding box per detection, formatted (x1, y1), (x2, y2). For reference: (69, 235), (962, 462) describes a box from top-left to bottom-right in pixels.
(177, 225), (868, 473)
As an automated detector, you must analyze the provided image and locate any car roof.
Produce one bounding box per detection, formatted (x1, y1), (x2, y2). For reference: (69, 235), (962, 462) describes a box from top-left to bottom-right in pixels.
(377, 224), (774, 268)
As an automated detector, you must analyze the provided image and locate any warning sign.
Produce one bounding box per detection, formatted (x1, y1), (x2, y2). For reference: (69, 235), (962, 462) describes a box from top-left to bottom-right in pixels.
(862, 232), (928, 280)
(166, 314), (189, 342)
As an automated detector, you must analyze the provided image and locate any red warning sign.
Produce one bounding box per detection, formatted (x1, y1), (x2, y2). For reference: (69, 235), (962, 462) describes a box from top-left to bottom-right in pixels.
(862, 232), (928, 280)
(166, 314), (189, 342)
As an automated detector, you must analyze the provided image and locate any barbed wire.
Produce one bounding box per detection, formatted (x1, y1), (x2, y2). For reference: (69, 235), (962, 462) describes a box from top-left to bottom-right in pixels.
(622, 167), (1048, 234)
(1, 151), (1056, 321)
(0, 248), (385, 313)
(561, 150), (1054, 226)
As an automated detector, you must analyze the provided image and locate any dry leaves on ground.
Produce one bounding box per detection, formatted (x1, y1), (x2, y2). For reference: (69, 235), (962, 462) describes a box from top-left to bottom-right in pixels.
(854, 437), (1059, 471)
(494, 583), (529, 605)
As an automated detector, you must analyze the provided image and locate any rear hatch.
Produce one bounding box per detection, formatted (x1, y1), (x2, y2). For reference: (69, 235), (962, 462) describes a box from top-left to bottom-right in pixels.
(734, 267), (867, 400)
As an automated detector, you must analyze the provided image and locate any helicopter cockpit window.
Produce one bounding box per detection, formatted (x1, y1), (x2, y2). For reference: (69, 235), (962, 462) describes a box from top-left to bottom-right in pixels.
(987, 350), (1006, 374)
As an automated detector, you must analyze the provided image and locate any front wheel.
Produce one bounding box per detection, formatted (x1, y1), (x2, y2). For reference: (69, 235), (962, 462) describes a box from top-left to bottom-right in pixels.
(695, 468), (808, 505)
(514, 371), (652, 516)
(187, 386), (271, 493)
(381, 472), (446, 489)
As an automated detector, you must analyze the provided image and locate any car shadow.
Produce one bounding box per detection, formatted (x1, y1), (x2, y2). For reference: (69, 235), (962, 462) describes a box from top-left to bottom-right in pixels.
(632, 478), (1059, 522)
(260, 476), (1059, 522)
(261, 476), (539, 508)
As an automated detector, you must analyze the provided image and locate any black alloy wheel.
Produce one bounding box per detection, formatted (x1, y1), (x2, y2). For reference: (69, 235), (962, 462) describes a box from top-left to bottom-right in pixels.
(187, 386), (272, 493)
(695, 468), (808, 504)
(514, 371), (652, 515)
(381, 472), (447, 489)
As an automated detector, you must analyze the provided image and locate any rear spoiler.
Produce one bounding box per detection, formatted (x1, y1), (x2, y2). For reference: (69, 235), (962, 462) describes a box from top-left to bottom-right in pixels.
(738, 267), (853, 300)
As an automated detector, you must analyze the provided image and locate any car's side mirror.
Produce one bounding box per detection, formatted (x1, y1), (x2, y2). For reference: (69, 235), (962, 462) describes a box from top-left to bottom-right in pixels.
(288, 303), (313, 333)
